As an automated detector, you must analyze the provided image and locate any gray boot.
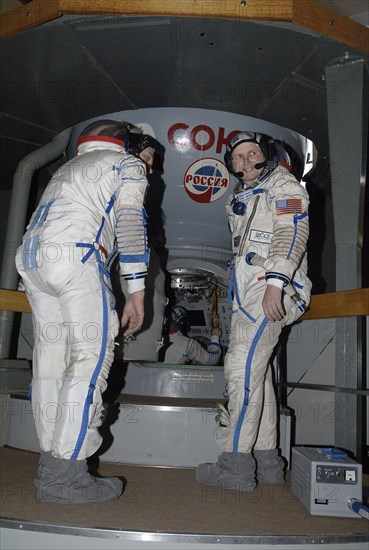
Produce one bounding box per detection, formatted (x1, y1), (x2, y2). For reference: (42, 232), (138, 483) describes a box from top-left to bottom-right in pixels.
(35, 451), (123, 504)
(254, 449), (285, 484)
(196, 451), (256, 492)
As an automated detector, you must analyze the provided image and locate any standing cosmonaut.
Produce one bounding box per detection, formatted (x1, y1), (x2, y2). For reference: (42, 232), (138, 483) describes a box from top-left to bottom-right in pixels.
(16, 119), (157, 503)
(196, 132), (311, 491)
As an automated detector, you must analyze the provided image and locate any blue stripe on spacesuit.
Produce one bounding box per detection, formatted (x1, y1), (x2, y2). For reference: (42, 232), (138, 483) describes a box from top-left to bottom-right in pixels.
(28, 204), (44, 231)
(76, 243), (94, 263)
(95, 216), (105, 244)
(203, 343), (221, 364)
(232, 274), (256, 323)
(119, 254), (149, 263)
(208, 342), (221, 352)
(79, 196), (115, 261)
(76, 245), (111, 281)
(71, 208), (114, 459)
(71, 270), (109, 460)
(22, 235), (39, 270)
(76, 192), (116, 267)
(23, 200), (55, 277)
(76, 215), (107, 265)
(124, 270), (148, 280)
(227, 267), (235, 304)
(106, 193), (116, 214)
(22, 238), (32, 269)
(286, 211), (308, 260)
(232, 315), (269, 453)
(37, 200), (55, 226)
(28, 200), (55, 231)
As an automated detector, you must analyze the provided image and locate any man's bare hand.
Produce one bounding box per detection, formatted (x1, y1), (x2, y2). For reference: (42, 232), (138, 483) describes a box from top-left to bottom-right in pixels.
(121, 290), (145, 336)
(262, 285), (285, 321)
(211, 326), (222, 338)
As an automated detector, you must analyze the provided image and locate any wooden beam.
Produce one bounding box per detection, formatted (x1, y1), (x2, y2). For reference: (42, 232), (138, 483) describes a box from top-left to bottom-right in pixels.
(1, 0), (368, 55)
(0, 289), (31, 313)
(57, 0), (294, 19)
(1, 287), (368, 320)
(0, 0), (61, 39)
(301, 288), (369, 320)
(57, 0), (369, 55)
(292, 0), (369, 55)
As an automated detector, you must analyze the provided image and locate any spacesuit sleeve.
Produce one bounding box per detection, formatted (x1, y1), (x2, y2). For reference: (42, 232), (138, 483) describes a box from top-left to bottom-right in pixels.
(115, 155), (150, 293)
(225, 199), (236, 233)
(185, 337), (222, 366)
(265, 175), (309, 286)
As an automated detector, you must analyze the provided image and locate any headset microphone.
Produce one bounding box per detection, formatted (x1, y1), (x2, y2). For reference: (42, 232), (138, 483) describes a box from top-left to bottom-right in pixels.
(254, 160), (268, 169)
(234, 162), (267, 176)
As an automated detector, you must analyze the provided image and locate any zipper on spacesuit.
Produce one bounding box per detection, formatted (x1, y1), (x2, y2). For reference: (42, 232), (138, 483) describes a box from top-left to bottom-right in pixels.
(238, 195), (260, 256)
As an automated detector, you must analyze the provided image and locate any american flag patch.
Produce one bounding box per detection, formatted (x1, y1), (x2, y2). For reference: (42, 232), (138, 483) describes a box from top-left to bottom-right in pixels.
(276, 198), (302, 215)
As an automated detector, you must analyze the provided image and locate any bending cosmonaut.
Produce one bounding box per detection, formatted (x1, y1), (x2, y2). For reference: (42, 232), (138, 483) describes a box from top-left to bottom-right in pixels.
(16, 120), (156, 504)
(163, 306), (222, 365)
(196, 132), (312, 491)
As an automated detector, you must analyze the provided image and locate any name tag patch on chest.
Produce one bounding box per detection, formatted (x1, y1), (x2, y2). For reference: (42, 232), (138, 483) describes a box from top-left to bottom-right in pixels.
(249, 229), (272, 243)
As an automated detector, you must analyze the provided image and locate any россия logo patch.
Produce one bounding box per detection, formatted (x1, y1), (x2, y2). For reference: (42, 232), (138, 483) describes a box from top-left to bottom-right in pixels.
(184, 158), (230, 203)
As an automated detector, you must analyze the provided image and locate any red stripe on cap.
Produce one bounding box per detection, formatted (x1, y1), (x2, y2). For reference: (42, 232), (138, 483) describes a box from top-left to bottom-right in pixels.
(279, 161), (292, 172)
(76, 135), (125, 147)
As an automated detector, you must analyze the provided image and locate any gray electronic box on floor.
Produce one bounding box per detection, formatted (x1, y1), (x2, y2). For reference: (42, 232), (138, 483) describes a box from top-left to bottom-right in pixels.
(291, 446), (363, 518)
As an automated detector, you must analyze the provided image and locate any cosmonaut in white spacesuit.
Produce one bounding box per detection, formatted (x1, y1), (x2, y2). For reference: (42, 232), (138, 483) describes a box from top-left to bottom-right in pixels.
(15, 120), (156, 503)
(196, 132), (312, 491)
(163, 306), (222, 365)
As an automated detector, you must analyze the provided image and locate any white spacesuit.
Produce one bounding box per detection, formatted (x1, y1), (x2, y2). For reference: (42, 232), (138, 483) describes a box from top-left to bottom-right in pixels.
(164, 330), (222, 365)
(163, 306), (222, 365)
(196, 132), (312, 491)
(15, 119), (156, 503)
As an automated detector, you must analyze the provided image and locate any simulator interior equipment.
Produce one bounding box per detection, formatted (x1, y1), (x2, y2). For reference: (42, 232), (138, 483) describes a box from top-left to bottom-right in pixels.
(291, 446), (368, 519)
